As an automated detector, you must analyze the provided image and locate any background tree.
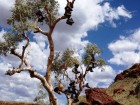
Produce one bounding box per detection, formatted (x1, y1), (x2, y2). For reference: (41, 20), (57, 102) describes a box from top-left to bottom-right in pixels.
(34, 83), (50, 105)
(0, 0), (105, 105)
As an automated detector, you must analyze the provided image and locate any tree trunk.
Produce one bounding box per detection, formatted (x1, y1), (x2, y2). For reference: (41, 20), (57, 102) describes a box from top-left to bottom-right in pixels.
(67, 98), (73, 105)
(46, 34), (54, 85)
(44, 28), (57, 105)
(43, 82), (58, 105)
(66, 95), (73, 105)
(48, 92), (58, 105)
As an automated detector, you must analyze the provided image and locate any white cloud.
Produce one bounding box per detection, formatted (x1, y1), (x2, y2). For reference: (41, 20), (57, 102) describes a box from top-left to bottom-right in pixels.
(0, 29), (6, 42)
(108, 28), (140, 66)
(52, 0), (132, 51)
(109, 40), (138, 54)
(85, 65), (116, 88)
(33, 34), (48, 50)
(0, 0), (15, 27)
(0, 63), (40, 102)
(7, 40), (49, 71)
(117, 5), (132, 18)
(26, 42), (48, 71)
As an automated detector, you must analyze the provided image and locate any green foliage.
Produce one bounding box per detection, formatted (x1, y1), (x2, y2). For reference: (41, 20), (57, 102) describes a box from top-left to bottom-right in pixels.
(84, 44), (101, 55)
(0, 42), (9, 56)
(0, 32), (23, 56)
(61, 48), (79, 67)
(3, 0), (60, 55)
(7, 0), (33, 33)
(52, 48), (79, 74)
(52, 44), (106, 77)
(82, 44), (105, 67)
(7, 0), (59, 33)
(34, 84), (49, 105)
(96, 58), (106, 67)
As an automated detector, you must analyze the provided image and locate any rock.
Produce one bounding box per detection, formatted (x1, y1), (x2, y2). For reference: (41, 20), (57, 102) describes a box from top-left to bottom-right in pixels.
(107, 63), (140, 105)
(113, 88), (125, 95)
(114, 63), (140, 82)
(85, 88), (122, 105)
(129, 90), (136, 96)
(79, 102), (90, 105)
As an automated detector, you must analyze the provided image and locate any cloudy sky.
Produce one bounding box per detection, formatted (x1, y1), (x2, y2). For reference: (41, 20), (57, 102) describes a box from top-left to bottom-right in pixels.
(0, 0), (140, 104)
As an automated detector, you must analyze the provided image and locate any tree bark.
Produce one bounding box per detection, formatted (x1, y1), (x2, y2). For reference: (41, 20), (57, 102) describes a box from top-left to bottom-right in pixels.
(43, 83), (58, 105)
(67, 98), (73, 105)
(46, 33), (54, 85)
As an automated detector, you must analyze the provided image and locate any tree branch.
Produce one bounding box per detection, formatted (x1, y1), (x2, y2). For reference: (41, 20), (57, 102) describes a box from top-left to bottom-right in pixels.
(52, 16), (67, 28)
(10, 48), (22, 59)
(5, 58), (58, 104)
(18, 33), (30, 68)
(5, 67), (34, 76)
(34, 27), (49, 36)
(45, 35), (54, 85)
(11, 48), (30, 67)
(44, 5), (52, 28)
(33, 19), (49, 36)
(5, 66), (48, 85)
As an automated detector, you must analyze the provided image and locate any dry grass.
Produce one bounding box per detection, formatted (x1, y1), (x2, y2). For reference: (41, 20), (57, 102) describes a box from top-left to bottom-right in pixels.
(72, 96), (88, 105)
(0, 101), (38, 105)
(107, 77), (140, 105)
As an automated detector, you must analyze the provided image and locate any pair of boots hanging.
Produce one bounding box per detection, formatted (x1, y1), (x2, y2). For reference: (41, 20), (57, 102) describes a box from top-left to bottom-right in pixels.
(64, 1), (75, 25)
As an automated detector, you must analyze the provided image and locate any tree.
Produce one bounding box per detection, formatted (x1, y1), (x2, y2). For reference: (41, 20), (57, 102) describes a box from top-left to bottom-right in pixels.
(0, 0), (106, 105)
(34, 83), (50, 105)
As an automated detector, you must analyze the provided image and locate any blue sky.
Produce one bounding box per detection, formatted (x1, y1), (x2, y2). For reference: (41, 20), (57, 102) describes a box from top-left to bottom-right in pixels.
(0, 0), (140, 104)
(85, 0), (140, 70)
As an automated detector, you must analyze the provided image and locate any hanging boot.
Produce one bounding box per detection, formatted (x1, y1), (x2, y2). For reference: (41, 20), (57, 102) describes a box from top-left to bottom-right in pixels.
(75, 64), (79, 68)
(87, 66), (93, 72)
(69, 81), (75, 87)
(35, 10), (45, 22)
(72, 68), (80, 74)
(66, 18), (74, 25)
(65, 6), (73, 12)
(89, 63), (94, 72)
(64, 11), (71, 18)
(54, 87), (62, 94)
(38, 16), (45, 22)
(85, 83), (91, 88)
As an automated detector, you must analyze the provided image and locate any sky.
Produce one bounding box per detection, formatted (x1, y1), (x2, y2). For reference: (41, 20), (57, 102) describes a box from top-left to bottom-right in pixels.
(0, 0), (140, 104)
